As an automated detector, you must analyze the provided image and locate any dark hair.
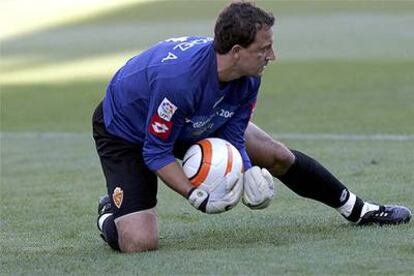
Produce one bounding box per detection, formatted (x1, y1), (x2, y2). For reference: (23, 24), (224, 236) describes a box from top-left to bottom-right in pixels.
(214, 1), (275, 54)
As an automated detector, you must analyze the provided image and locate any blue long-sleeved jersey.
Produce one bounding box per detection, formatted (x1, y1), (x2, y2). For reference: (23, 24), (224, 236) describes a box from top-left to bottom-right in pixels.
(103, 36), (260, 171)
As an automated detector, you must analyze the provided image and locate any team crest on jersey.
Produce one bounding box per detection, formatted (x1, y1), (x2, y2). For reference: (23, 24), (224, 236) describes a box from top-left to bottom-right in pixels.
(157, 97), (177, 122)
(112, 187), (123, 209)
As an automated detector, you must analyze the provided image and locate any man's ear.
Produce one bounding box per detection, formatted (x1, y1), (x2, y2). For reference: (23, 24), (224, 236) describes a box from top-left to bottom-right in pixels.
(230, 45), (242, 60)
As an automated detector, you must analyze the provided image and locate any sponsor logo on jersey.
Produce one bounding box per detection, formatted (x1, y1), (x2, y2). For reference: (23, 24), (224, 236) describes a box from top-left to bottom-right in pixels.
(186, 114), (215, 129)
(217, 109), (234, 118)
(112, 187), (123, 209)
(165, 36), (189, 43)
(191, 122), (214, 136)
(212, 96), (225, 109)
(149, 114), (173, 140)
(157, 97), (177, 121)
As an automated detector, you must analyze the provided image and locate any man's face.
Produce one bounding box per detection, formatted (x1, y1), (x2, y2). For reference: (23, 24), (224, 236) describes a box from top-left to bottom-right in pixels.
(236, 26), (276, 77)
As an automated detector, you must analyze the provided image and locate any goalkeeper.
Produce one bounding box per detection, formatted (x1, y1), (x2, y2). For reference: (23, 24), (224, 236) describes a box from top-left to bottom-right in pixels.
(93, 1), (411, 253)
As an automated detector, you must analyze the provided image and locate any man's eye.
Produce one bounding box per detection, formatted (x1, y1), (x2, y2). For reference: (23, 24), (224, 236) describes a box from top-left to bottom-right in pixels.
(261, 46), (271, 53)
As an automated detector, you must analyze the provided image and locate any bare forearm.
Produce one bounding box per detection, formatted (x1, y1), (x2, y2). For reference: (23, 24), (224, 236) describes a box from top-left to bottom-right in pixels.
(156, 161), (193, 197)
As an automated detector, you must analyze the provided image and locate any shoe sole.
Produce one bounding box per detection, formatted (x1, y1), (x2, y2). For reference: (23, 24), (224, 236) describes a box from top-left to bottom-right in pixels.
(358, 215), (411, 226)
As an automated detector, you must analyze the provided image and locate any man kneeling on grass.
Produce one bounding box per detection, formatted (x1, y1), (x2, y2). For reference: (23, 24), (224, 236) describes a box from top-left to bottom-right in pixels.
(92, 1), (411, 253)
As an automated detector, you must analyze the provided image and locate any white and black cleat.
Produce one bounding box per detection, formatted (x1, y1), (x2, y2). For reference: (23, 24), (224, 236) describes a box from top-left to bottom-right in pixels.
(98, 194), (112, 216)
(358, 205), (412, 226)
(97, 194), (112, 241)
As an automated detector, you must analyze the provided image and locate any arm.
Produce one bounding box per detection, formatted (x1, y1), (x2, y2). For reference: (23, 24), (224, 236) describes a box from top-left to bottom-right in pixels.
(157, 157), (243, 214)
(156, 161), (193, 197)
(143, 79), (242, 213)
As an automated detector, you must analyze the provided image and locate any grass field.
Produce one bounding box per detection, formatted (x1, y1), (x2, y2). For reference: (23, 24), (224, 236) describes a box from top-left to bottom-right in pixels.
(1, 0), (414, 275)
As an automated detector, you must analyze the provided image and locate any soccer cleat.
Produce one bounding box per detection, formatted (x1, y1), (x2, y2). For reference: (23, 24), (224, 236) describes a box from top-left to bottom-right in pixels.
(98, 194), (112, 217)
(97, 194), (112, 241)
(358, 205), (412, 226)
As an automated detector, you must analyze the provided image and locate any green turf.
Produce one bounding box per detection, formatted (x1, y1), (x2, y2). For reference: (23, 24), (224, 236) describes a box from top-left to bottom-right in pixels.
(2, 60), (414, 133)
(1, 134), (413, 274)
(1, 0), (414, 274)
(53, 0), (414, 25)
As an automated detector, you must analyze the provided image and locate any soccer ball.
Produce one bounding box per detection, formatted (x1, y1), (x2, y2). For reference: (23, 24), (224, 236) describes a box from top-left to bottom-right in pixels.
(182, 137), (243, 187)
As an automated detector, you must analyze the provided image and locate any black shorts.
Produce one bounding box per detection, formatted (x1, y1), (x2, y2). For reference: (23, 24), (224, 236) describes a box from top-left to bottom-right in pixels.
(92, 102), (189, 218)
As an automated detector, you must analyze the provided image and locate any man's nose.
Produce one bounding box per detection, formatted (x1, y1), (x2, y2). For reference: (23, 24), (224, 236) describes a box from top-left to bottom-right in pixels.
(266, 48), (276, 62)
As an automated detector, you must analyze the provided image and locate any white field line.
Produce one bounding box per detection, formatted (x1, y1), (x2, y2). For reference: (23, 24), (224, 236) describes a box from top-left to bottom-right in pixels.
(1, 132), (414, 142)
(271, 133), (414, 142)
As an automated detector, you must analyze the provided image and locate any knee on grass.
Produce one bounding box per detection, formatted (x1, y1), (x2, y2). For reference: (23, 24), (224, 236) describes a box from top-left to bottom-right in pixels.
(115, 209), (159, 253)
(119, 233), (159, 253)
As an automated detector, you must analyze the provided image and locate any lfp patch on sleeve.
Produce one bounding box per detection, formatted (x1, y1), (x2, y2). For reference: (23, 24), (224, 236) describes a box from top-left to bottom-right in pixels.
(157, 97), (177, 122)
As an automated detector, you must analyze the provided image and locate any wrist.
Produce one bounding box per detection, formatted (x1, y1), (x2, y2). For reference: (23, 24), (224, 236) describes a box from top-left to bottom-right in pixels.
(187, 187), (209, 212)
(186, 187), (197, 199)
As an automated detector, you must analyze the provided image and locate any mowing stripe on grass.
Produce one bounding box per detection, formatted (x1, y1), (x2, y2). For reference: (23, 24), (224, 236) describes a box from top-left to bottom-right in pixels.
(1, 132), (414, 142)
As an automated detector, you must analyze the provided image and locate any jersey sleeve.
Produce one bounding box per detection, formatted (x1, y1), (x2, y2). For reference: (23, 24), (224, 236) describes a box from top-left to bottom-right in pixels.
(215, 78), (260, 171)
(142, 78), (193, 171)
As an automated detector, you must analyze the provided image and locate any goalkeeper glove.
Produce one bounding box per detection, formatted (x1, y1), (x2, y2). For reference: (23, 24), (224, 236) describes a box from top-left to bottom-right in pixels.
(187, 173), (243, 214)
(242, 166), (275, 209)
